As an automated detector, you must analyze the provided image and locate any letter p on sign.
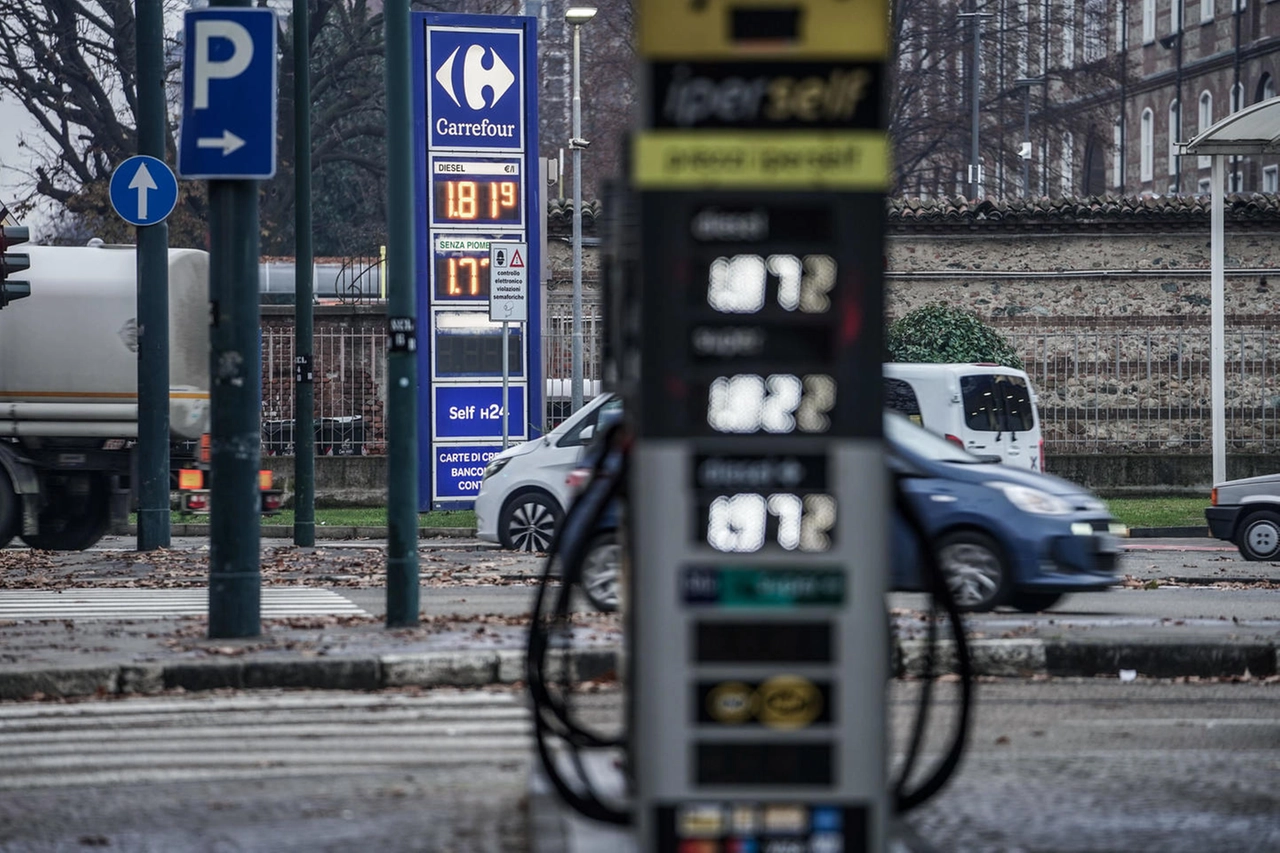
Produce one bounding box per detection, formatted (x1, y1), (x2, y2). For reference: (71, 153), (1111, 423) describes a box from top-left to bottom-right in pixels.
(193, 21), (254, 109)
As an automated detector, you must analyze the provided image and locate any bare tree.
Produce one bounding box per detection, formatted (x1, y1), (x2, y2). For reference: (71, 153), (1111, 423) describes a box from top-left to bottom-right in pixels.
(890, 0), (1121, 200)
(0, 0), (207, 244)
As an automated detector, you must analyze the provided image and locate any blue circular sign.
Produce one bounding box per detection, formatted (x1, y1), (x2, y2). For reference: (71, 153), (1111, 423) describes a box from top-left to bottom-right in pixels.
(109, 155), (179, 226)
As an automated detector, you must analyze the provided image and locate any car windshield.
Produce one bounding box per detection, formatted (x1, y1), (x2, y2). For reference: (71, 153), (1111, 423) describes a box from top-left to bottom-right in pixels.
(884, 411), (983, 463)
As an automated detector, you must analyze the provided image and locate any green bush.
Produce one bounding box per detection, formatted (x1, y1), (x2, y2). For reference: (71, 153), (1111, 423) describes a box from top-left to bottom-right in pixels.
(886, 304), (1023, 368)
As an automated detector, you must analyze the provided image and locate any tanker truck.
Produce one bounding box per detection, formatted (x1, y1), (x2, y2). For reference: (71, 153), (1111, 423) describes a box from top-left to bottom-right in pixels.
(0, 241), (275, 550)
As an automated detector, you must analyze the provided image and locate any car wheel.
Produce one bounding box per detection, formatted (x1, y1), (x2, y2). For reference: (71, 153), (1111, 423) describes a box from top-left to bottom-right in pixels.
(1236, 509), (1280, 561)
(580, 532), (621, 612)
(498, 491), (562, 552)
(936, 530), (1010, 612)
(1011, 592), (1064, 613)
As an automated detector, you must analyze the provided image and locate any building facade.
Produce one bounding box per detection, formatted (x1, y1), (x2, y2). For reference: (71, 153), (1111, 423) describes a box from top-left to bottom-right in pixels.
(896, 1), (1280, 200)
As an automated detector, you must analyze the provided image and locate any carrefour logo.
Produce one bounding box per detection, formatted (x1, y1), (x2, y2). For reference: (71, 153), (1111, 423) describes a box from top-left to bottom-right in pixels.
(429, 28), (523, 151)
(435, 46), (515, 110)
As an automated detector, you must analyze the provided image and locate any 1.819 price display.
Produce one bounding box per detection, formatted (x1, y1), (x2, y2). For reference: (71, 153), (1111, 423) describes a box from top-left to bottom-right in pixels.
(432, 175), (522, 226)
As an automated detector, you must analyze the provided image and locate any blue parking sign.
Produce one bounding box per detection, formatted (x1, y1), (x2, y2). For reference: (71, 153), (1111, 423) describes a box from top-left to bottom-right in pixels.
(428, 27), (524, 151)
(178, 7), (277, 179)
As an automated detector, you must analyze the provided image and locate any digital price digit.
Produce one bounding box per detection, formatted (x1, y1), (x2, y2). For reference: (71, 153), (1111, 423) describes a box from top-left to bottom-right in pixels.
(704, 493), (837, 553)
(706, 254), (837, 314)
(434, 177), (522, 225)
(444, 256), (490, 296)
(434, 251), (492, 300)
(706, 374), (836, 434)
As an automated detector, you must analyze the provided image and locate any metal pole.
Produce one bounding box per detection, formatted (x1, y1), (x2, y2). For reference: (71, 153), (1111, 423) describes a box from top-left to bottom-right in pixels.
(1022, 84), (1031, 196)
(293, 0), (315, 547)
(135, 0), (170, 551)
(502, 321), (510, 450)
(384, 0), (419, 628)
(207, 0), (260, 640)
(570, 21), (584, 413)
(970, 12), (981, 199)
(1211, 154), (1226, 485)
(207, 181), (262, 638)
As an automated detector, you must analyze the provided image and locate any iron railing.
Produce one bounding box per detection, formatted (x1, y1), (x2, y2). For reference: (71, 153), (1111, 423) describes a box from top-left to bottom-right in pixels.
(256, 319), (1280, 456)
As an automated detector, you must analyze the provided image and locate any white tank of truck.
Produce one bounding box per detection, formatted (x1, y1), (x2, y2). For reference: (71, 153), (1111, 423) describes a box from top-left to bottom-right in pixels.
(0, 244), (210, 439)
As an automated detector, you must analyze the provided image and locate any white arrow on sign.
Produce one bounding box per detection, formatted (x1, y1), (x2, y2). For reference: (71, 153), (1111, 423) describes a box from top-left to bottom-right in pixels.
(127, 162), (158, 221)
(196, 129), (246, 156)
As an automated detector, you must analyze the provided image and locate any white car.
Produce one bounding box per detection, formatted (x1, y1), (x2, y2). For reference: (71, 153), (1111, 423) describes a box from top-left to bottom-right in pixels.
(474, 393), (621, 551)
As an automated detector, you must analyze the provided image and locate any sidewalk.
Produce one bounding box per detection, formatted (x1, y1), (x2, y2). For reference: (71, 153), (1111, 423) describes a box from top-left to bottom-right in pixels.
(0, 532), (1276, 701)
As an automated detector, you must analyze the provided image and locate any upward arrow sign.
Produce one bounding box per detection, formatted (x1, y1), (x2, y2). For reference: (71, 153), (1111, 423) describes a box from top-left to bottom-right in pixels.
(128, 162), (159, 221)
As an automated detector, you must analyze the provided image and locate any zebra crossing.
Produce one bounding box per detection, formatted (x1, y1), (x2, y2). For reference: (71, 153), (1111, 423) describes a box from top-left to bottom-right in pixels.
(0, 689), (533, 790)
(0, 587), (370, 621)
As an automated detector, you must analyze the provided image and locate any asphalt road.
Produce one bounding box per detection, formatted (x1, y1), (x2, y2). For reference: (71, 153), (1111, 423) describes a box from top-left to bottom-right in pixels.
(3, 681), (1274, 853)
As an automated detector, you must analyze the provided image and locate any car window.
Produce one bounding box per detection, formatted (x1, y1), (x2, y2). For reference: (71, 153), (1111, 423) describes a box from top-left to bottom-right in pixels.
(557, 397), (621, 448)
(960, 373), (1036, 433)
(884, 377), (924, 426)
(884, 411), (981, 463)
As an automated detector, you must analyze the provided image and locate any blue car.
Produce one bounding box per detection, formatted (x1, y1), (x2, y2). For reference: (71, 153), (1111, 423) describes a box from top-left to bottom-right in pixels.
(887, 411), (1123, 611)
(567, 412), (1123, 613)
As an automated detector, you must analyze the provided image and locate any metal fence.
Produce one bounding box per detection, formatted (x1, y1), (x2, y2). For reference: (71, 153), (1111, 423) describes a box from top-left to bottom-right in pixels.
(1010, 326), (1280, 454)
(256, 320), (1280, 456)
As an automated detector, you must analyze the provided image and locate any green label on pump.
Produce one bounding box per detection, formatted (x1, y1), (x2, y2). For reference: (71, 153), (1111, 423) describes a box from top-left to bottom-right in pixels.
(683, 566), (844, 607)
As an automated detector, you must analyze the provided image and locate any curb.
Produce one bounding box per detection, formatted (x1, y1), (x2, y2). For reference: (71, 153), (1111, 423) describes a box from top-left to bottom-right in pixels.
(123, 524), (478, 540)
(1127, 526), (1210, 538)
(3, 639), (1275, 701)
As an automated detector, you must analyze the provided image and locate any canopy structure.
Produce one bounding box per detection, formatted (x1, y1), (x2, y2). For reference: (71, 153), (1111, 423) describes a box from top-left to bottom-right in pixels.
(1177, 96), (1280, 485)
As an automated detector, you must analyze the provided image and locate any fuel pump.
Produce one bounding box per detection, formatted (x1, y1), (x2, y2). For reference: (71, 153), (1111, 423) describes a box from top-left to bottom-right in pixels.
(624, 2), (892, 849)
(526, 2), (974, 850)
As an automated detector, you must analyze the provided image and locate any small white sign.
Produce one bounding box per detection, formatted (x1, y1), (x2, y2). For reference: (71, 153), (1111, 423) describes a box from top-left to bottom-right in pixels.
(488, 240), (528, 322)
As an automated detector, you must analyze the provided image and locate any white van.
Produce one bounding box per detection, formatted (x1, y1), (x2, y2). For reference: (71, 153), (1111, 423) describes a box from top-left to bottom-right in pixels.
(883, 363), (1045, 471)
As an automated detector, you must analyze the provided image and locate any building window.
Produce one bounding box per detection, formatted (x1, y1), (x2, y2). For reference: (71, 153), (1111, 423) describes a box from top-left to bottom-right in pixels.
(1232, 81), (1244, 114)
(1172, 0), (1184, 33)
(1113, 118), (1124, 188)
(1199, 91), (1213, 168)
(1115, 1), (1127, 52)
(1169, 100), (1181, 176)
(1062, 2), (1075, 67)
(1141, 108), (1154, 182)
(1198, 178), (1212, 194)
(1084, 0), (1106, 61)
(1230, 171), (1244, 193)
(1201, 0), (1214, 24)
(1264, 165), (1278, 193)
(1143, 0), (1155, 43)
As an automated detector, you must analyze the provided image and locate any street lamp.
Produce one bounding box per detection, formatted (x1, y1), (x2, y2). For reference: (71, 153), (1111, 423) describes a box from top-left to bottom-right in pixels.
(958, 11), (993, 200)
(566, 5), (596, 413)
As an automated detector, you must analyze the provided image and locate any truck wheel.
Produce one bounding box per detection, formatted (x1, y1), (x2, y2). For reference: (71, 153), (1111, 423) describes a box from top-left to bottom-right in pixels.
(20, 472), (110, 551)
(1236, 509), (1280, 561)
(0, 468), (17, 549)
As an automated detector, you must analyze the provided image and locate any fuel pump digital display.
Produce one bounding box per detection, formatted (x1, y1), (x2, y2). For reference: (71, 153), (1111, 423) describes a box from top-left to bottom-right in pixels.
(697, 492), (837, 552)
(699, 253), (837, 315)
(700, 373), (836, 435)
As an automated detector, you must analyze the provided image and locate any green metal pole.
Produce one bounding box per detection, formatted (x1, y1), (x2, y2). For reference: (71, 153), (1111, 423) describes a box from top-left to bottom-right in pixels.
(384, 0), (419, 627)
(135, 0), (170, 551)
(207, 0), (261, 640)
(293, 0), (315, 547)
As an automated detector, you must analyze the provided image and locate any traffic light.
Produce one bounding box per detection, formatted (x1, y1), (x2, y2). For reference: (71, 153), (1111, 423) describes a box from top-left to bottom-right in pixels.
(0, 222), (31, 308)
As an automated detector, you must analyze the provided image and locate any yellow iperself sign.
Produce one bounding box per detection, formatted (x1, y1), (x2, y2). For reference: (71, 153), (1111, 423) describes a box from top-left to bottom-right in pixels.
(633, 130), (890, 189)
(639, 0), (888, 60)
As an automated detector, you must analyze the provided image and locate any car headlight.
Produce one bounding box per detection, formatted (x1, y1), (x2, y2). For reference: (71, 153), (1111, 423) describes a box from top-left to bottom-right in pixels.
(985, 481), (1072, 515)
(482, 457), (510, 480)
